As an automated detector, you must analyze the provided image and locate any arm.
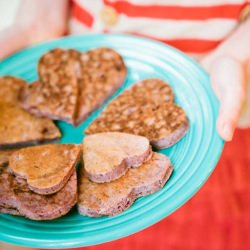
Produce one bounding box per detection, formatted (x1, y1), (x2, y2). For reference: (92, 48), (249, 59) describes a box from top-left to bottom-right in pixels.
(201, 17), (250, 141)
(0, 0), (69, 60)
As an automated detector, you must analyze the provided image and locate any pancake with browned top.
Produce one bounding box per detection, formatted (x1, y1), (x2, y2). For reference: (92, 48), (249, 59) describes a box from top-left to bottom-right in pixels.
(20, 47), (127, 125)
(9, 144), (81, 195)
(75, 47), (127, 125)
(20, 49), (81, 124)
(0, 76), (61, 149)
(78, 152), (173, 217)
(86, 78), (189, 149)
(83, 132), (152, 183)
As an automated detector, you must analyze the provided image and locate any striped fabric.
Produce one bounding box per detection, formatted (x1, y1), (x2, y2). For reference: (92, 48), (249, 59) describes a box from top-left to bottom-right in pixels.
(70, 0), (250, 54)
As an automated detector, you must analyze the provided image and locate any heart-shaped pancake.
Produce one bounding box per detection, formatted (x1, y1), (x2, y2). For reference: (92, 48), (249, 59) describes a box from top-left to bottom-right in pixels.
(86, 78), (189, 149)
(83, 132), (152, 183)
(9, 144), (81, 195)
(0, 77), (61, 149)
(20, 47), (127, 125)
(78, 152), (173, 217)
(0, 151), (77, 220)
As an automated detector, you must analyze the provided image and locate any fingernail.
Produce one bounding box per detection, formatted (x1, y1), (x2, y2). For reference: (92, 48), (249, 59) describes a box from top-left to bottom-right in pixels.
(223, 124), (233, 141)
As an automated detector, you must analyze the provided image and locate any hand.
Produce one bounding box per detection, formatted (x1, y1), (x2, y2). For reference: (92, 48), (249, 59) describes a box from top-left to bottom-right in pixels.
(0, 0), (68, 60)
(200, 16), (250, 141)
(201, 55), (246, 141)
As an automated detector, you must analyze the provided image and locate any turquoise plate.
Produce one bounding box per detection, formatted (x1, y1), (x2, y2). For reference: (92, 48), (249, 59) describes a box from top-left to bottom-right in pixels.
(0, 34), (224, 249)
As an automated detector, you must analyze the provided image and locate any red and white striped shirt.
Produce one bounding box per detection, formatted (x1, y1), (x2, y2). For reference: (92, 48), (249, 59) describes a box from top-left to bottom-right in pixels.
(70, 0), (250, 55)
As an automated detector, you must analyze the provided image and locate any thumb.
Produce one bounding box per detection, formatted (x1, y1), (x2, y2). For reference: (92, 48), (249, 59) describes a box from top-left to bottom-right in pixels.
(210, 56), (246, 141)
(0, 25), (29, 60)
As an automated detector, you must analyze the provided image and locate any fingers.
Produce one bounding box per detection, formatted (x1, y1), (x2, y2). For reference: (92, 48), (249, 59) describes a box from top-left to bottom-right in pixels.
(238, 59), (250, 128)
(0, 25), (29, 60)
(210, 56), (246, 141)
